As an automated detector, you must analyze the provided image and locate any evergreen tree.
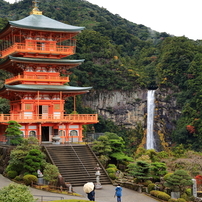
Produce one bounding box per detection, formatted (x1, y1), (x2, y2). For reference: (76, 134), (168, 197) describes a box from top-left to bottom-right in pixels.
(5, 120), (23, 145)
(164, 170), (193, 195)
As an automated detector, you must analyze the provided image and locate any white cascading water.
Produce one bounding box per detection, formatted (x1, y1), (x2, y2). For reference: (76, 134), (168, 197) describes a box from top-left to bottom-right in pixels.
(146, 90), (156, 150)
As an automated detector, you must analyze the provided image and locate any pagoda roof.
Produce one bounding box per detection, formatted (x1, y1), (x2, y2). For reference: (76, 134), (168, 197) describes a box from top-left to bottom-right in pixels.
(8, 56), (85, 64)
(2, 84), (92, 93)
(9, 14), (84, 32)
(0, 56), (84, 74)
(0, 14), (84, 37)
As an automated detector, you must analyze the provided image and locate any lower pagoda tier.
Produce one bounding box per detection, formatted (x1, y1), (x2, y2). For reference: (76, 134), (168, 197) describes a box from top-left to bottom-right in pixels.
(0, 83), (98, 143)
(0, 122), (96, 144)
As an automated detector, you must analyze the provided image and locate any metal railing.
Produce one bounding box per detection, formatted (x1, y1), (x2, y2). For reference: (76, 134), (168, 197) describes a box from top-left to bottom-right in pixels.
(69, 142), (90, 177)
(34, 195), (64, 202)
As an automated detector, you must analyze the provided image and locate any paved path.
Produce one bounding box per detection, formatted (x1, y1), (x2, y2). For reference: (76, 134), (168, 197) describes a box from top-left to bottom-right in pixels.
(0, 175), (158, 202)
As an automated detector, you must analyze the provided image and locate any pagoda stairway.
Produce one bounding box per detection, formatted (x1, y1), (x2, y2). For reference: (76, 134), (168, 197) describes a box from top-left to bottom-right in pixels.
(43, 144), (112, 186)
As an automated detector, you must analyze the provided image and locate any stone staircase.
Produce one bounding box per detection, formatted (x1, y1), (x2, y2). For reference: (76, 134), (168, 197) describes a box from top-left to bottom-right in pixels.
(43, 144), (112, 186)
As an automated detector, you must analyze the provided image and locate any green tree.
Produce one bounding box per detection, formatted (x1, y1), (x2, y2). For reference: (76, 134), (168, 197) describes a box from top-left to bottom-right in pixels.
(164, 170), (193, 195)
(43, 163), (60, 185)
(150, 162), (167, 181)
(23, 149), (45, 176)
(6, 137), (43, 175)
(0, 183), (36, 202)
(5, 121), (23, 145)
(127, 160), (150, 183)
(92, 132), (133, 166)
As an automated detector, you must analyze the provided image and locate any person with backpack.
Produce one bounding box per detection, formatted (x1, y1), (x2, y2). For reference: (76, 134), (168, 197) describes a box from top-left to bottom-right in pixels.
(114, 184), (122, 202)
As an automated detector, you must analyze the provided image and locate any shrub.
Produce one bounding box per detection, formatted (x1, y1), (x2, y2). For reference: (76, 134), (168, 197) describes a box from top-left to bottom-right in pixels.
(177, 198), (186, 202)
(143, 180), (152, 186)
(0, 183), (36, 202)
(106, 167), (116, 174)
(108, 173), (116, 180)
(150, 190), (171, 201)
(107, 164), (117, 168)
(7, 170), (18, 179)
(168, 199), (177, 202)
(23, 174), (37, 186)
(180, 193), (189, 201)
(163, 173), (173, 181)
(14, 175), (22, 181)
(148, 183), (155, 192)
(43, 163), (59, 185)
(185, 188), (192, 196)
(23, 149), (44, 175)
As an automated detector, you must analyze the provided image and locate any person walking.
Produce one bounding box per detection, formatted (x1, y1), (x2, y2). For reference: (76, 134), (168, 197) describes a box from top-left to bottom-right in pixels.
(114, 184), (122, 202)
(87, 188), (95, 201)
(83, 182), (95, 201)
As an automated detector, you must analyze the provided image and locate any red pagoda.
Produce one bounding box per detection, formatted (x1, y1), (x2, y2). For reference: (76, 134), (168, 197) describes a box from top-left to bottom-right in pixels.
(0, 0), (98, 143)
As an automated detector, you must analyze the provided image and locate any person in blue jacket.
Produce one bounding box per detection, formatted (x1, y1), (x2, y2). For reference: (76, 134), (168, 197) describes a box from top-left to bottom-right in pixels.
(114, 184), (122, 202)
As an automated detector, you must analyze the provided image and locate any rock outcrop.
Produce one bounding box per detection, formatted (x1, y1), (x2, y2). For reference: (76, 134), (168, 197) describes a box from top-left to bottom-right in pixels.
(82, 88), (181, 151)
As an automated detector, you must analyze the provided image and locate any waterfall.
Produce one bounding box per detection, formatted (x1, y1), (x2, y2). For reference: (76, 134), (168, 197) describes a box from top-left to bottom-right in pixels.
(146, 90), (156, 150)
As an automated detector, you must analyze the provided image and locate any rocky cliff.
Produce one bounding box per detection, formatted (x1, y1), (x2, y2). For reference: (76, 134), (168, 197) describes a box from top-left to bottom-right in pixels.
(82, 88), (181, 151)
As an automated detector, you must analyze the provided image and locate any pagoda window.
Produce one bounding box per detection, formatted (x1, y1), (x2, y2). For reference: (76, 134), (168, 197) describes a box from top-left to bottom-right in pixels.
(29, 131), (36, 137)
(70, 130), (78, 136)
(53, 129), (58, 136)
(54, 104), (60, 110)
(37, 42), (45, 51)
(59, 130), (65, 136)
(25, 104), (32, 110)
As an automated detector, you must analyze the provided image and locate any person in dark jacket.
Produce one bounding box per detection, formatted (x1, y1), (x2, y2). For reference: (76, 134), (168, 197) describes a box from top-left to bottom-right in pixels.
(87, 188), (95, 201)
(114, 184), (122, 202)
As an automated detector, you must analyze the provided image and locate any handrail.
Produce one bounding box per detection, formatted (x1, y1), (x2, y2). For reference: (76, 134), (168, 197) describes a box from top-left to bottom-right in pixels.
(43, 146), (55, 165)
(0, 43), (75, 58)
(33, 195), (64, 202)
(68, 143), (90, 177)
(5, 75), (69, 84)
(86, 144), (113, 184)
(0, 114), (98, 123)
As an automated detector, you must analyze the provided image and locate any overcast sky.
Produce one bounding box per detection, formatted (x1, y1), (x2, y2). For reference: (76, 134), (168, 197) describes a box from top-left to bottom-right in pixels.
(4, 0), (202, 40)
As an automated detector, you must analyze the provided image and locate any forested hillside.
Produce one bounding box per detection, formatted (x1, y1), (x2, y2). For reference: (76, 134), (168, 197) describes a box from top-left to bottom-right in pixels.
(0, 0), (202, 152)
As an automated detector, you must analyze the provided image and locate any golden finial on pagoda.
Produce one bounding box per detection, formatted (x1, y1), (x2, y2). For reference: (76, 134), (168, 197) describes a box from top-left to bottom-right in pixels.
(30, 0), (42, 15)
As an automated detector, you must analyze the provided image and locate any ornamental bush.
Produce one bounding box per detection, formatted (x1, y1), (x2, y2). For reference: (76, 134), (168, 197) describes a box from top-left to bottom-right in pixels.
(108, 173), (116, 180)
(23, 174), (37, 186)
(0, 183), (36, 202)
(7, 170), (18, 179)
(23, 149), (44, 175)
(150, 190), (171, 201)
(168, 199), (177, 202)
(177, 198), (186, 202)
(106, 167), (116, 174)
(148, 183), (155, 192)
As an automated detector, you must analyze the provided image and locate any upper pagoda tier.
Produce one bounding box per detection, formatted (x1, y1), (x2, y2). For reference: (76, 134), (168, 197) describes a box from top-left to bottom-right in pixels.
(0, 56), (84, 85)
(0, 14), (84, 59)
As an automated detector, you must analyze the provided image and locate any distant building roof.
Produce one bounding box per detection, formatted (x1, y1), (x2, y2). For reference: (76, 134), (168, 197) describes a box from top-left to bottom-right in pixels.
(9, 14), (85, 32)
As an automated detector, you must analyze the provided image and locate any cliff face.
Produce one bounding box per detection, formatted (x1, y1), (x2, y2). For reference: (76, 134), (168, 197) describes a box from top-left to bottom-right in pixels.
(82, 89), (147, 127)
(82, 88), (181, 151)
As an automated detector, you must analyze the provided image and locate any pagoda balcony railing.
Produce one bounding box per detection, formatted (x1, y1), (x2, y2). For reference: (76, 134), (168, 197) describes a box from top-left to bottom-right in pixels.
(0, 43), (75, 58)
(5, 75), (69, 84)
(0, 114), (98, 124)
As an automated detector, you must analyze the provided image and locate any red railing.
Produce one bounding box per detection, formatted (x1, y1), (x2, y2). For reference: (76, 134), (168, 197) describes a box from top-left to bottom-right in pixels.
(0, 114), (98, 124)
(5, 75), (69, 84)
(0, 43), (75, 58)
